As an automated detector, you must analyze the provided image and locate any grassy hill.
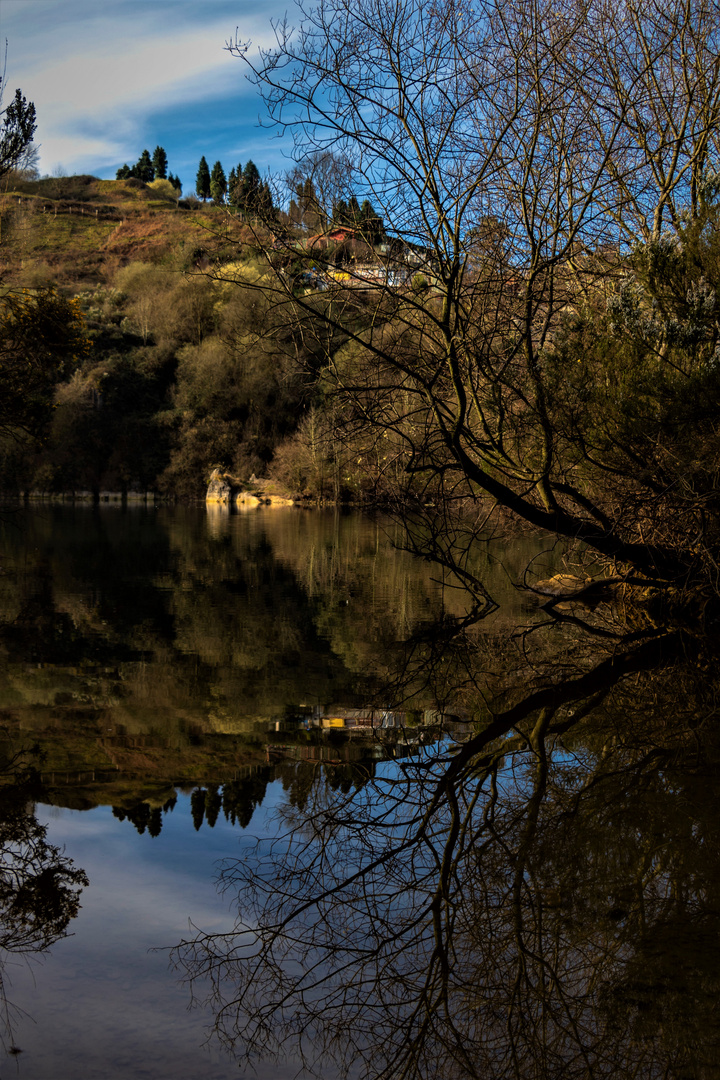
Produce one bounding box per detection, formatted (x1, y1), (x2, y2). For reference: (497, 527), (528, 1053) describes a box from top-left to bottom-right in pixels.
(0, 174), (243, 287)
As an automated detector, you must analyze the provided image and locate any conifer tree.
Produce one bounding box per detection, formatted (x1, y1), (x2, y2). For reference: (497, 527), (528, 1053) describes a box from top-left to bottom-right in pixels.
(360, 198), (384, 244)
(152, 145), (168, 180)
(196, 156), (211, 200)
(227, 162), (243, 208)
(0, 84), (36, 180)
(136, 149), (154, 183)
(210, 160), (227, 204)
(333, 198), (349, 225)
(258, 180), (276, 221)
(238, 160), (261, 215)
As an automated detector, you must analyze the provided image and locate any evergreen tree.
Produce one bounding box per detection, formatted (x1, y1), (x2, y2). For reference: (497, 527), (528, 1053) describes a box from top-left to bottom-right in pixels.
(360, 198), (384, 244)
(227, 161), (243, 208)
(167, 172), (182, 196)
(152, 145), (168, 179)
(190, 787), (206, 831)
(195, 155), (211, 200)
(333, 198), (349, 225)
(116, 163), (132, 180)
(136, 148), (154, 183)
(239, 160), (261, 215)
(348, 194), (360, 224)
(0, 86), (36, 181)
(210, 159), (227, 204)
(258, 180), (276, 221)
(205, 785), (222, 828)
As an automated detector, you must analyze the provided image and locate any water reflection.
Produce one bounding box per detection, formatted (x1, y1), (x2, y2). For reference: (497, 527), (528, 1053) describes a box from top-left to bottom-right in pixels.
(3, 506), (709, 1079)
(174, 598), (720, 1080)
(0, 758), (87, 1053)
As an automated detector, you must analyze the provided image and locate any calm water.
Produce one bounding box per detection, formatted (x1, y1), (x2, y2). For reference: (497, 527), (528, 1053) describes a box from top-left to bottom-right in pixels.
(0, 506), (717, 1080)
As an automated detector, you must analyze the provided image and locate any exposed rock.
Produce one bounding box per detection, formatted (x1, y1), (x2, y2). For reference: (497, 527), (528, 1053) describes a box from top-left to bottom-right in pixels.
(532, 573), (589, 597)
(207, 468), (295, 508)
(236, 492), (261, 508)
(532, 573), (622, 607)
(206, 468), (240, 504)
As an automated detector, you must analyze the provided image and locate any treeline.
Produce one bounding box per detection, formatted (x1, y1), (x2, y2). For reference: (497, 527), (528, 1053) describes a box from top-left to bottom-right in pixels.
(195, 156), (276, 218)
(116, 145), (182, 194)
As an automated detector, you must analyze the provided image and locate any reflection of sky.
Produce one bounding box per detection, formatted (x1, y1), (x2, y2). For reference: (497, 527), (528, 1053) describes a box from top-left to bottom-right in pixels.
(0, 788), (311, 1080)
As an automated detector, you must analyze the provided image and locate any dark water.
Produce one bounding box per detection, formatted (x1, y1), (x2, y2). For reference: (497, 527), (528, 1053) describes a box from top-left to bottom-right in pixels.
(0, 505), (717, 1080)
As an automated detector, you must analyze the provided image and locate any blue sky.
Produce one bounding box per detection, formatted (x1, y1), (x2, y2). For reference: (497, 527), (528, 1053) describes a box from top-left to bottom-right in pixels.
(0, 0), (296, 193)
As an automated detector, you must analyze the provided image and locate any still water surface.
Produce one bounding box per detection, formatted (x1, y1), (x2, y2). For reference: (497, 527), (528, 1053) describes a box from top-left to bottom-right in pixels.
(0, 505), (716, 1080)
(0, 506), (553, 1079)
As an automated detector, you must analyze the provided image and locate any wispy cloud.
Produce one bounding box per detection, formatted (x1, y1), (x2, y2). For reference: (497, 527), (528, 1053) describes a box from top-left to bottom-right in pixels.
(1, 0), (291, 177)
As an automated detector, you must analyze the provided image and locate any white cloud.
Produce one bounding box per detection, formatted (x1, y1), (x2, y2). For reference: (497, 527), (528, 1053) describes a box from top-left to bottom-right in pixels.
(1, 0), (290, 174)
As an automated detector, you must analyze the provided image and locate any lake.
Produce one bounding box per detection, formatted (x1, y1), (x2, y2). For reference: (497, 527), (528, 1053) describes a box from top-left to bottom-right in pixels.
(0, 505), (717, 1080)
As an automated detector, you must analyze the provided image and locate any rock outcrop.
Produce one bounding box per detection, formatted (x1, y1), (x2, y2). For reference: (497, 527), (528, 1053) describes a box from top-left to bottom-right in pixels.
(206, 468), (294, 507)
(206, 468), (240, 504)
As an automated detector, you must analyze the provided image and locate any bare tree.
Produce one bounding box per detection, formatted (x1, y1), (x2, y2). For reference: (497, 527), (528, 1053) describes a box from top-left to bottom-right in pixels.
(173, 602), (720, 1080)
(219, 0), (720, 589)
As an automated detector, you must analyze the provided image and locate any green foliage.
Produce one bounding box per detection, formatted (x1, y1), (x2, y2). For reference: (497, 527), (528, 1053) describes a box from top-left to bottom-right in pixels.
(136, 149), (153, 183)
(546, 196), (720, 553)
(210, 160), (227, 205)
(195, 156), (211, 201)
(152, 145), (168, 180)
(0, 81), (36, 179)
(0, 287), (89, 440)
(116, 148), (157, 183)
(147, 178), (177, 202)
(238, 160), (261, 215)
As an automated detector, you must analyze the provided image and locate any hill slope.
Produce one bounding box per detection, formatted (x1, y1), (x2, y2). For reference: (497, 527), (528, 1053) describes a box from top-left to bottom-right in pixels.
(0, 174), (240, 286)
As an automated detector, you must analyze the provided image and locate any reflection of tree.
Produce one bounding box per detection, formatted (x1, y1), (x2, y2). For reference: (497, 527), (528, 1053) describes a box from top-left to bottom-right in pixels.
(174, 614), (720, 1080)
(0, 772), (88, 1050)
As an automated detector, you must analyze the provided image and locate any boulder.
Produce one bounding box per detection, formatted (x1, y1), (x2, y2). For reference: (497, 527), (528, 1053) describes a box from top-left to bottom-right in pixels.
(206, 468), (240, 504)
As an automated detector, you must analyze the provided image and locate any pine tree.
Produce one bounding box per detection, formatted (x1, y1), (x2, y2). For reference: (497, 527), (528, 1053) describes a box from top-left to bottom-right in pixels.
(333, 198), (349, 225)
(136, 149), (154, 183)
(239, 160), (261, 216)
(360, 198), (384, 244)
(191, 787), (206, 831)
(210, 160), (227, 204)
(167, 172), (182, 196)
(257, 181), (276, 222)
(116, 163), (132, 180)
(152, 145), (168, 180)
(196, 156), (211, 200)
(228, 162), (243, 208)
(348, 195), (360, 224)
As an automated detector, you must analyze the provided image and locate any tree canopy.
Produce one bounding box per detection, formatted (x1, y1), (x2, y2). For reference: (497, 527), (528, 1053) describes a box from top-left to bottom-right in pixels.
(196, 155), (211, 200)
(210, 159), (227, 204)
(0, 79), (36, 180)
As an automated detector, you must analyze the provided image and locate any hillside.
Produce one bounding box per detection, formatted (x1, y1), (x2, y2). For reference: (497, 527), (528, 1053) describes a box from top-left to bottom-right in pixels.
(0, 174), (323, 501)
(0, 174), (247, 286)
